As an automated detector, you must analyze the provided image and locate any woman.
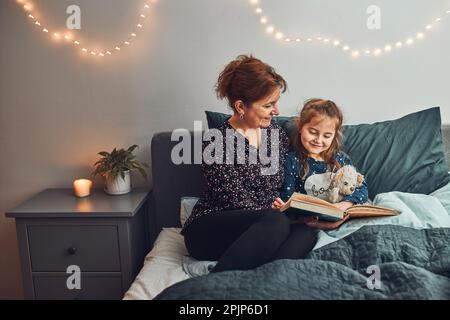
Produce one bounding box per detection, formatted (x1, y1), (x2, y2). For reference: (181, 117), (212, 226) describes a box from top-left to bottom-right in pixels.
(181, 54), (318, 273)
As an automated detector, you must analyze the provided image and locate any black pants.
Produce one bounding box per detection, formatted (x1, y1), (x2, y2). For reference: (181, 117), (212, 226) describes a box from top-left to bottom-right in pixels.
(183, 209), (318, 273)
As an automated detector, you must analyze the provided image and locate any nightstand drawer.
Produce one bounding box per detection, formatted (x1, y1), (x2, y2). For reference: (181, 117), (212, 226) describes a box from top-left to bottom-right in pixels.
(28, 225), (121, 272)
(33, 275), (123, 300)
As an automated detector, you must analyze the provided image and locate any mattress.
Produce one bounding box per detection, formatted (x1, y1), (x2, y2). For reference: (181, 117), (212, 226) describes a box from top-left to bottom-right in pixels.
(123, 228), (189, 300)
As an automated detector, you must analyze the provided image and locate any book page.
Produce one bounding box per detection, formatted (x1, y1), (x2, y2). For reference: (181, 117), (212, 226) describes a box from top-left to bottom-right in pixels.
(347, 204), (400, 217)
(290, 192), (335, 209)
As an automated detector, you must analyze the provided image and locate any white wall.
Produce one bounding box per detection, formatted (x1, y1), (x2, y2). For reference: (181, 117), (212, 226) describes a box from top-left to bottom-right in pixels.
(1, 0), (449, 298)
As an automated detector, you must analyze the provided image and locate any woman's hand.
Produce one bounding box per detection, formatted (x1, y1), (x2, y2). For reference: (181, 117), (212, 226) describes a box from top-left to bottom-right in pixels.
(305, 213), (350, 230)
(332, 201), (354, 212)
(271, 197), (286, 211)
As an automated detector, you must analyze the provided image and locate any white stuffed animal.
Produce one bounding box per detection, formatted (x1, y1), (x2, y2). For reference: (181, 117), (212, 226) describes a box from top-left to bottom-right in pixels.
(328, 165), (364, 203)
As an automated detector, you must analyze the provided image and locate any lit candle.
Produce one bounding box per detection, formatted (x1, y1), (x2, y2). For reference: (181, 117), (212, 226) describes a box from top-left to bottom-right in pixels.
(73, 179), (93, 198)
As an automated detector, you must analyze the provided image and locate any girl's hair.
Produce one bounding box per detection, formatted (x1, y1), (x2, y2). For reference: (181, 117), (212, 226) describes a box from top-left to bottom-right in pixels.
(292, 98), (344, 179)
(215, 54), (287, 111)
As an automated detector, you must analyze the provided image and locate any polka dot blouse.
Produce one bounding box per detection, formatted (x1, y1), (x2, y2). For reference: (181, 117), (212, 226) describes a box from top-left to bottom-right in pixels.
(181, 120), (290, 234)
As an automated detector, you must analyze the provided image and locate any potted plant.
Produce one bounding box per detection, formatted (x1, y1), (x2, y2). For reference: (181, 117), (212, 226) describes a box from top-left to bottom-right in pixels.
(92, 144), (149, 195)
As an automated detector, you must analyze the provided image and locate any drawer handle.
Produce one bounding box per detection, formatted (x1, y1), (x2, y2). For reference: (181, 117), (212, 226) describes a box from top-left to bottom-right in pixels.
(67, 247), (77, 255)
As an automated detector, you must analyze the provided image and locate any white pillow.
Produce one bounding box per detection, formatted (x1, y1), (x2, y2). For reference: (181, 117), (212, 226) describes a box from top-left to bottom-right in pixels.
(180, 197), (199, 226)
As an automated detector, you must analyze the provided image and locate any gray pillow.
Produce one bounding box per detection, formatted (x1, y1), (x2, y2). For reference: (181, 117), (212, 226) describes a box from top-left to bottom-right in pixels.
(205, 107), (450, 198)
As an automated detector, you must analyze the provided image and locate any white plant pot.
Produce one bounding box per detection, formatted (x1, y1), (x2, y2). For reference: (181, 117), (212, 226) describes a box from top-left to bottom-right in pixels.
(105, 171), (131, 195)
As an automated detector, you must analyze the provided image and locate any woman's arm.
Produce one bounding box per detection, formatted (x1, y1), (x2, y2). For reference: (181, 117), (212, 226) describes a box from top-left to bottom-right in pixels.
(203, 161), (259, 209)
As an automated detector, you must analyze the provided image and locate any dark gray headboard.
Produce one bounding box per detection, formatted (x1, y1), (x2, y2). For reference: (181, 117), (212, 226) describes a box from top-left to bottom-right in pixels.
(149, 125), (450, 243)
(148, 132), (206, 244)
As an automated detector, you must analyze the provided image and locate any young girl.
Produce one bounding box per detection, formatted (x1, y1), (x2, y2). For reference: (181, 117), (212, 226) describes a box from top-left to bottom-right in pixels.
(272, 99), (369, 229)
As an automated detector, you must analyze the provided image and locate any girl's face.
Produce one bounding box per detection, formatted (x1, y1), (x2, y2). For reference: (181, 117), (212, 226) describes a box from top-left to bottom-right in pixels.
(300, 115), (337, 157)
(241, 88), (281, 128)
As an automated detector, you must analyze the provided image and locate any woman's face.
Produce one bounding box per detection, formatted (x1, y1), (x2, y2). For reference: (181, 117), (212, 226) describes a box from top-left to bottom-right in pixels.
(300, 115), (337, 157)
(242, 88), (281, 128)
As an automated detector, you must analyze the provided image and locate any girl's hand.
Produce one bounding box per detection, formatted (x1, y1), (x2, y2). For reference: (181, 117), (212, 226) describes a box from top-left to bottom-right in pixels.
(271, 197), (286, 211)
(332, 201), (354, 212)
(305, 213), (350, 230)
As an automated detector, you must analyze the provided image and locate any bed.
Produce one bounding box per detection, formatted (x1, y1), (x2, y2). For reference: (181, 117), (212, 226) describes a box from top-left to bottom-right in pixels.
(124, 108), (450, 300)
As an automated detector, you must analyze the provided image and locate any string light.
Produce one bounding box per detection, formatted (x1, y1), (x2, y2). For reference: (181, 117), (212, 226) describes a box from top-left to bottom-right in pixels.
(249, 0), (450, 58)
(15, 0), (156, 58)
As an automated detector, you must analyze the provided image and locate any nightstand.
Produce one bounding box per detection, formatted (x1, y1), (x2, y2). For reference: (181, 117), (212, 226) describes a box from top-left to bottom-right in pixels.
(5, 188), (151, 300)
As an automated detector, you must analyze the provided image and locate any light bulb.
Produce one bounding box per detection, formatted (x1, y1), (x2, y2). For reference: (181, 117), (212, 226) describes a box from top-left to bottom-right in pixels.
(266, 26), (274, 34)
(384, 45), (392, 52)
(256, 8), (262, 14)
(351, 51), (360, 58)
(275, 32), (284, 40)
(343, 46), (350, 51)
(333, 40), (340, 46)
(260, 17), (268, 24)
(396, 41), (403, 48)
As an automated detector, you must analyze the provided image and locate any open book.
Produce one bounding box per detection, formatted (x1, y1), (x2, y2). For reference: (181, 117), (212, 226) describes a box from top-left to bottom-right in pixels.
(280, 192), (400, 222)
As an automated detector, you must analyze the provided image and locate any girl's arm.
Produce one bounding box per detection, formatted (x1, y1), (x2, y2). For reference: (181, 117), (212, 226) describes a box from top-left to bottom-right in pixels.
(343, 179), (369, 204)
(338, 152), (369, 204)
(279, 153), (298, 202)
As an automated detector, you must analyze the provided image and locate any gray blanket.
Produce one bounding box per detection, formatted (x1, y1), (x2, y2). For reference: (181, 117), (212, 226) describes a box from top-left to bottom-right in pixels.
(155, 225), (450, 299)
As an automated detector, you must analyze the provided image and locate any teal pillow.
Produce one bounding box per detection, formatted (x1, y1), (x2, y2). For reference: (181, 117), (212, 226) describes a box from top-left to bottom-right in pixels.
(343, 107), (449, 199)
(205, 108), (450, 198)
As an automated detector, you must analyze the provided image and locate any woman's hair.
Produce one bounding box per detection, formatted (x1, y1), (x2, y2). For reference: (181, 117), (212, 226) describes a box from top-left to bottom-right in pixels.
(215, 54), (287, 111)
(292, 98), (344, 179)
